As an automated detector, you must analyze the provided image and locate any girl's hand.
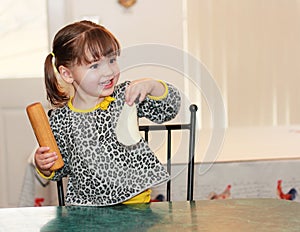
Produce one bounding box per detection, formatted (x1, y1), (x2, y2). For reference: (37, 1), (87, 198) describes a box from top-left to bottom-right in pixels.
(35, 146), (58, 176)
(125, 78), (165, 106)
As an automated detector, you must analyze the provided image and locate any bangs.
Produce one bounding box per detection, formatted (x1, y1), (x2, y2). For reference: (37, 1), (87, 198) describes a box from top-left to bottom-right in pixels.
(74, 28), (120, 65)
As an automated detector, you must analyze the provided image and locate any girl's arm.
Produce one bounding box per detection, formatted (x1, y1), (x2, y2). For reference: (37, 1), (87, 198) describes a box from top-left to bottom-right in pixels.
(34, 109), (70, 180)
(126, 79), (181, 123)
(125, 78), (166, 106)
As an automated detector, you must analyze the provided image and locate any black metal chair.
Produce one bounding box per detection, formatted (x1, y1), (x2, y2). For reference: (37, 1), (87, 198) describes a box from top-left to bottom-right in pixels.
(56, 104), (198, 206)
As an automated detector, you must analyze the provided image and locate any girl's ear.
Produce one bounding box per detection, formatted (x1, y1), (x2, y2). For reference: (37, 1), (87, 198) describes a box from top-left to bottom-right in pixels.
(59, 65), (74, 84)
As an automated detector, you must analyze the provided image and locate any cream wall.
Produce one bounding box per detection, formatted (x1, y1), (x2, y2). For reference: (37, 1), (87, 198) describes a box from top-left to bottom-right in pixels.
(0, 0), (48, 78)
(186, 0), (300, 162)
(188, 0), (300, 127)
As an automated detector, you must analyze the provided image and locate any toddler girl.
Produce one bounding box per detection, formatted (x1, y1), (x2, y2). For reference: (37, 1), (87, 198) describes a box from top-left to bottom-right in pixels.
(34, 20), (181, 206)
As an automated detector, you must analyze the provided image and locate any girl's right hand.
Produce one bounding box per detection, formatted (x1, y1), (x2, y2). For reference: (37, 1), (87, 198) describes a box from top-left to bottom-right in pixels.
(34, 146), (58, 176)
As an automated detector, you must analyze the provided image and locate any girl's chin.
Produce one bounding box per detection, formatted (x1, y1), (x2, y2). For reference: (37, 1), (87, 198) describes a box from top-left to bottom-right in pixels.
(100, 87), (114, 97)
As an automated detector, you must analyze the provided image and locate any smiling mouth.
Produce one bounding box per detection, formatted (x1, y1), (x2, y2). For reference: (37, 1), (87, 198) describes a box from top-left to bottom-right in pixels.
(100, 78), (114, 89)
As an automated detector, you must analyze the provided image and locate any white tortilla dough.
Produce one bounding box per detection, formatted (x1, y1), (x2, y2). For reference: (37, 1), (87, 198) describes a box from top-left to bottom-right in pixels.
(115, 103), (142, 146)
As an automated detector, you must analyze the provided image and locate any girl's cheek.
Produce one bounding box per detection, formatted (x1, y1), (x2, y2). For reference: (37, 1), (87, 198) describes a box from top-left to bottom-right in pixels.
(114, 74), (120, 85)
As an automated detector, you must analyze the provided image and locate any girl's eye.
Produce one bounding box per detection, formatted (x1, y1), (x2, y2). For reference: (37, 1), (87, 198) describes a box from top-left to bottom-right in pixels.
(90, 63), (99, 69)
(109, 57), (117, 64)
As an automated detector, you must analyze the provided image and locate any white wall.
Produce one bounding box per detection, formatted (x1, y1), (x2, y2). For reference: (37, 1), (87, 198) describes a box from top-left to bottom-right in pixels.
(0, 78), (49, 207)
(0, 0), (48, 78)
(47, 0), (184, 48)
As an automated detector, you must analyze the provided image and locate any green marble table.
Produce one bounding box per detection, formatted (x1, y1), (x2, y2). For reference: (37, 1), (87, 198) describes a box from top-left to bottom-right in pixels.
(1, 199), (300, 231)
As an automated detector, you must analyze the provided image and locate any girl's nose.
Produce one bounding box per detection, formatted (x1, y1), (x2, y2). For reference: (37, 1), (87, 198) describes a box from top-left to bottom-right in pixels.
(101, 60), (114, 77)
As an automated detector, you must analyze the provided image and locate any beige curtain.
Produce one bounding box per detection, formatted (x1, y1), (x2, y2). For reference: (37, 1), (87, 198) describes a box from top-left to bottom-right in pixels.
(187, 0), (300, 127)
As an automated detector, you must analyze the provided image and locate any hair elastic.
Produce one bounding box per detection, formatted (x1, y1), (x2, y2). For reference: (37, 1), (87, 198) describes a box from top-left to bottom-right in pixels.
(50, 52), (59, 75)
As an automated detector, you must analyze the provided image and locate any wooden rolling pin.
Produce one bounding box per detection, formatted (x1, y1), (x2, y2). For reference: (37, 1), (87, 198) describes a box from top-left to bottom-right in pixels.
(26, 102), (64, 171)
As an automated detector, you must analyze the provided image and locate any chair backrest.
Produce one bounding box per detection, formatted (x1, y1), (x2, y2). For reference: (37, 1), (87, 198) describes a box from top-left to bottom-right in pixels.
(56, 104), (198, 206)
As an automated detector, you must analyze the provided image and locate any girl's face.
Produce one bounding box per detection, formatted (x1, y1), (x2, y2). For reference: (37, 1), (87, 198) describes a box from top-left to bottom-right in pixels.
(70, 54), (120, 99)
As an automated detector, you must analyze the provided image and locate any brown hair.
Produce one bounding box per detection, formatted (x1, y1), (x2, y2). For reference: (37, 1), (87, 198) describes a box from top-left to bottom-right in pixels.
(45, 20), (120, 107)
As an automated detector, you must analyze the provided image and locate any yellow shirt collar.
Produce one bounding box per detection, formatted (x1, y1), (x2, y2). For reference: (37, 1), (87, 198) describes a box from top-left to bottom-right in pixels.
(68, 96), (115, 113)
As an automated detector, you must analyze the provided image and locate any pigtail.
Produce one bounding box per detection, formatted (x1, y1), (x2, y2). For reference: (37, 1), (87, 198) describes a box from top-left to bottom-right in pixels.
(44, 54), (69, 107)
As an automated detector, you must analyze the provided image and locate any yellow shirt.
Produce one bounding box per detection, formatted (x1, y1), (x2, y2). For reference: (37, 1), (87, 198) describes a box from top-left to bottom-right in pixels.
(123, 189), (152, 204)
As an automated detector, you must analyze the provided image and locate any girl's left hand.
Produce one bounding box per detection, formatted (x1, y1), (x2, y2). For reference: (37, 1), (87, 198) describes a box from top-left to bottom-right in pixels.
(125, 78), (165, 106)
